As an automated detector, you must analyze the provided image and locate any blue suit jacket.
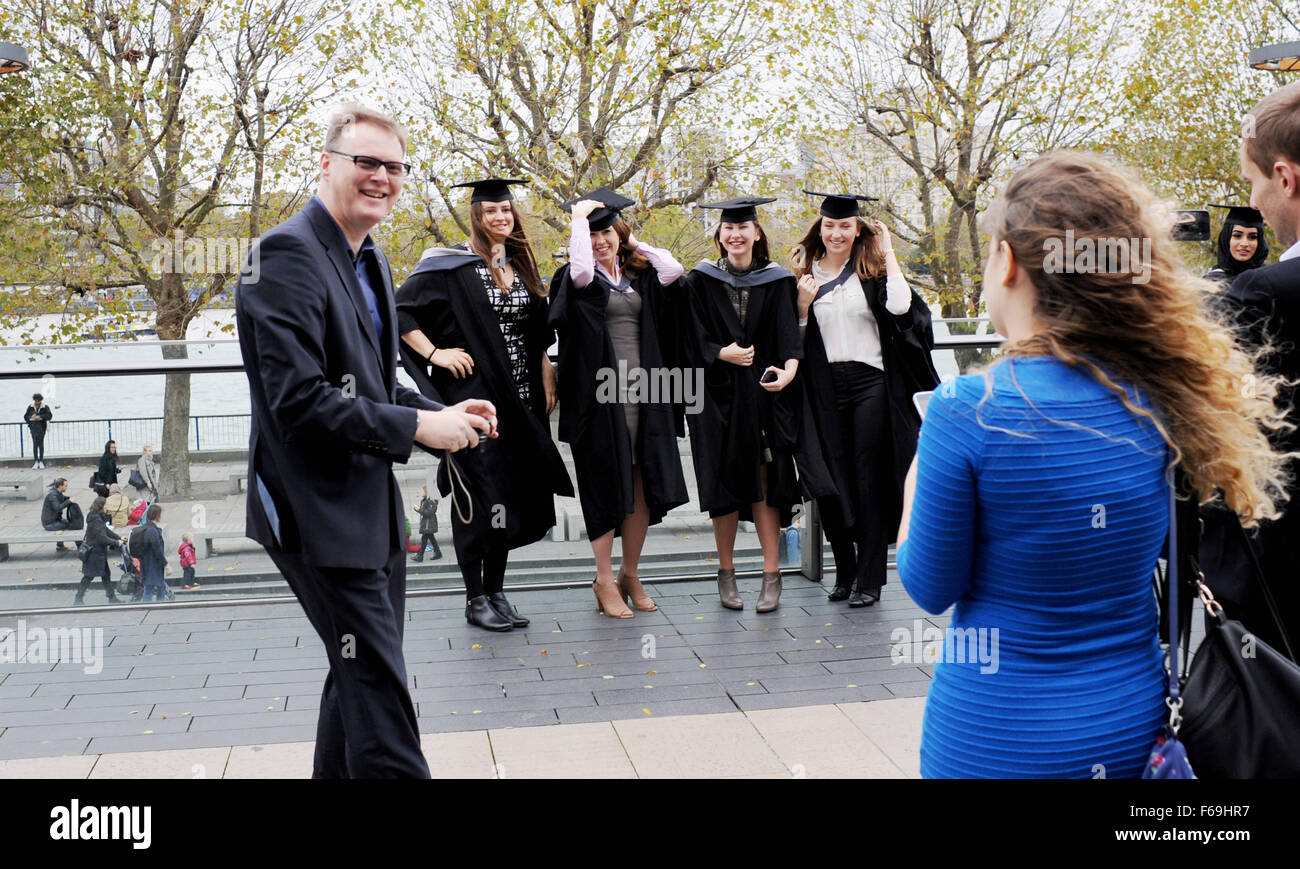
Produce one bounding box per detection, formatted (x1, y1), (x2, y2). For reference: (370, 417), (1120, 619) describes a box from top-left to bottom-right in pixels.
(236, 197), (443, 569)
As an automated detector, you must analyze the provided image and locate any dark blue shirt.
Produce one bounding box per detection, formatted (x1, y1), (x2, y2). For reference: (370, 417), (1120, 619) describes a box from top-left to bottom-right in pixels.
(312, 196), (385, 345)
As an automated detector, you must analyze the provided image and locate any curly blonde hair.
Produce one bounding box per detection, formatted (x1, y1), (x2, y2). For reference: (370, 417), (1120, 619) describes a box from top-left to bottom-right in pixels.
(982, 150), (1293, 525)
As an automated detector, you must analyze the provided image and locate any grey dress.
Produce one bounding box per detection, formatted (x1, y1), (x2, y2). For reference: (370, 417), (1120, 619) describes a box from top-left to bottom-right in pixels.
(605, 288), (642, 462)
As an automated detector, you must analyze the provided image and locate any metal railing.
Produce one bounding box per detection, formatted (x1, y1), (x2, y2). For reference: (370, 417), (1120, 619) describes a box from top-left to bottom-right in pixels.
(3, 415), (251, 459)
(0, 328), (1004, 612)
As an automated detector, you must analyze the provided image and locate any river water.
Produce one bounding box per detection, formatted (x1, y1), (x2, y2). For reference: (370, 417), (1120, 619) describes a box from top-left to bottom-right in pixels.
(0, 308), (981, 457)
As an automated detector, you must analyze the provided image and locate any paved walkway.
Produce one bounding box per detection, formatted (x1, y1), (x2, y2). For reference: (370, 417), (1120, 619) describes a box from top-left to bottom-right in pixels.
(0, 574), (940, 776)
(0, 701), (923, 779)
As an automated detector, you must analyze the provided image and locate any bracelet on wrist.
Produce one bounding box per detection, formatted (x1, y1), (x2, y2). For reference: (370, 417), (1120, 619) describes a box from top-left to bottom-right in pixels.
(427, 348), (437, 363)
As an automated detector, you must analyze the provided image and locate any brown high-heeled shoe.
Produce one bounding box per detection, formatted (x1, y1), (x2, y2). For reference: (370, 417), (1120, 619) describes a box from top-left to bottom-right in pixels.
(617, 569), (658, 612)
(593, 576), (634, 618)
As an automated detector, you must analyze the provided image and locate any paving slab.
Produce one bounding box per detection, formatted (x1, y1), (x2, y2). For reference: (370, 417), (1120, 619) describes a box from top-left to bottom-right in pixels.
(488, 721), (635, 779)
(612, 711), (786, 778)
(88, 747), (231, 779)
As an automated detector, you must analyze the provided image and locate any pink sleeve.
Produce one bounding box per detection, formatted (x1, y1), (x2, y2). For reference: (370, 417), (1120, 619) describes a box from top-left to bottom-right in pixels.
(636, 242), (684, 285)
(568, 216), (594, 287)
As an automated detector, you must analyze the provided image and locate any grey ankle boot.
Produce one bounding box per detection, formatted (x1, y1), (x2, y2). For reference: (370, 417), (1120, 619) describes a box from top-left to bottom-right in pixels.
(717, 568), (743, 610)
(756, 570), (782, 613)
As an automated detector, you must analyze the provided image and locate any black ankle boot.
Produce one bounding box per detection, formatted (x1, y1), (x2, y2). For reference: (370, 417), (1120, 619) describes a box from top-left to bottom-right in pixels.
(828, 585), (852, 602)
(487, 592), (529, 627)
(466, 595), (513, 631)
(847, 583), (881, 608)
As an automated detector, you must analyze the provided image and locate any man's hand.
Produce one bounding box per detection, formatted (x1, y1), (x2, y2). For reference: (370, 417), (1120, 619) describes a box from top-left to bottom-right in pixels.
(414, 407), (492, 452)
(449, 398), (499, 439)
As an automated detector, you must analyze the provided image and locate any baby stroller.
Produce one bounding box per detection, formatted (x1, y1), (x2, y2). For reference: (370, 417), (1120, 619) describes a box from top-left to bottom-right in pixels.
(116, 537), (143, 602)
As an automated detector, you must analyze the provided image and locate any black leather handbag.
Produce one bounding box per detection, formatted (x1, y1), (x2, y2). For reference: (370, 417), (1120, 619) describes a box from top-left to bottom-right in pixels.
(1167, 475), (1300, 778)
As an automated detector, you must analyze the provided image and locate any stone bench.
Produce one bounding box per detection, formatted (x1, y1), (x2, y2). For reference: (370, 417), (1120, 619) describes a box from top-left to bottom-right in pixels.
(0, 527), (80, 562)
(0, 475), (44, 501)
(191, 525), (252, 558)
(228, 471), (248, 495)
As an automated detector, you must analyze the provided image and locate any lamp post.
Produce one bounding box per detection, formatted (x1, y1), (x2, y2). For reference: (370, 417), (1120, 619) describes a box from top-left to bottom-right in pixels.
(0, 41), (29, 74)
(1249, 41), (1300, 72)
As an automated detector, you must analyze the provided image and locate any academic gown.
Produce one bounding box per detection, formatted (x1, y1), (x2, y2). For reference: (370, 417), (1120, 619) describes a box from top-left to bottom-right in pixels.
(681, 260), (803, 524)
(548, 262), (689, 540)
(394, 247), (573, 562)
(1197, 257), (1300, 658)
(795, 272), (940, 540)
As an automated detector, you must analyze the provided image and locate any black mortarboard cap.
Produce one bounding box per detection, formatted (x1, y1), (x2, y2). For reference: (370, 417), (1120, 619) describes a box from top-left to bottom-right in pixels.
(1209, 204), (1265, 228)
(803, 189), (879, 219)
(452, 177), (529, 203)
(698, 197), (777, 223)
(563, 187), (636, 231)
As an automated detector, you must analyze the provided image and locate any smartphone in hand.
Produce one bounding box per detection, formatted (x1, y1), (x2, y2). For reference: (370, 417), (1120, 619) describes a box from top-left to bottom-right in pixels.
(913, 390), (934, 420)
(760, 369), (779, 384)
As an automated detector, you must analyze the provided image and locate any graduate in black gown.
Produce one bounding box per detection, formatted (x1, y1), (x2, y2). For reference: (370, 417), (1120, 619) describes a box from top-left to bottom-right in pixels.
(1203, 205), (1269, 288)
(549, 188), (690, 618)
(792, 192), (939, 606)
(682, 198), (802, 613)
(394, 178), (573, 631)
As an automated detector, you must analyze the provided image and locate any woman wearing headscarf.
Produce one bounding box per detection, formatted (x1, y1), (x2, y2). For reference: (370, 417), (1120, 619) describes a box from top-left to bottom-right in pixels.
(95, 440), (121, 498)
(1203, 205), (1269, 287)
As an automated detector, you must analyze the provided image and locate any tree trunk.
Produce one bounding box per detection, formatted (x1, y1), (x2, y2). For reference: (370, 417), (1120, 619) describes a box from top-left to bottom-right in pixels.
(159, 348), (193, 500)
(156, 271), (193, 499)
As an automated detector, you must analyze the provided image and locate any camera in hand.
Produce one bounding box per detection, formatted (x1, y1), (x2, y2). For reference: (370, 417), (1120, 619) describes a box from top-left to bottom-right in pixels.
(1171, 209), (1210, 242)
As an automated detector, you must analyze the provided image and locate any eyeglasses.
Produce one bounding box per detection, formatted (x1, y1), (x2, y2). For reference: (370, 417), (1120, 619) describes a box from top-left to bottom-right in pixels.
(329, 150), (412, 178)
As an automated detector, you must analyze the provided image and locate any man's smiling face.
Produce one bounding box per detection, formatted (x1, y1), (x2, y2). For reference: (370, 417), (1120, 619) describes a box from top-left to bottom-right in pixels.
(320, 121), (405, 244)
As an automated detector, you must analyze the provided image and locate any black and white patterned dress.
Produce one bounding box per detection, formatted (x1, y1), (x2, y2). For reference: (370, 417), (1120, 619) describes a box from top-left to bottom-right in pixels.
(474, 262), (532, 405)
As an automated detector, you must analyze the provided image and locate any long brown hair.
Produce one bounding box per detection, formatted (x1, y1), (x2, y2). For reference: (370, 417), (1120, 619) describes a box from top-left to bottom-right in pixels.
(789, 216), (886, 280)
(609, 219), (649, 275)
(711, 220), (771, 264)
(468, 200), (543, 298)
(984, 150), (1292, 524)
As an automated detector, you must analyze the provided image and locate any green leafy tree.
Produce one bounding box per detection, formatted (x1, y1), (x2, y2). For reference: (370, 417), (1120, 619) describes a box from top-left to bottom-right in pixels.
(394, 0), (822, 239)
(0, 0), (372, 494)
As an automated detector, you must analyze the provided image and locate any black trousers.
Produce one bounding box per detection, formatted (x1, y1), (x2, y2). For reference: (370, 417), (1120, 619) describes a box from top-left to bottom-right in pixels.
(267, 543), (430, 779)
(78, 552), (116, 600)
(30, 430), (45, 462)
(827, 362), (891, 593)
(418, 533), (441, 559)
(458, 544), (508, 599)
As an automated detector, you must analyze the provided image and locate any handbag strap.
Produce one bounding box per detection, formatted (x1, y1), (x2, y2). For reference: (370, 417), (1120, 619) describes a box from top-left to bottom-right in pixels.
(1164, 467), (1184, 731)
(1231, 512), (1298, 663)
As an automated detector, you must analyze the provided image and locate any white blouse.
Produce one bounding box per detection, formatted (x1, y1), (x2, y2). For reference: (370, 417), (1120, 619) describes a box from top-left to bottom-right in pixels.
(801, 261), (911, 369)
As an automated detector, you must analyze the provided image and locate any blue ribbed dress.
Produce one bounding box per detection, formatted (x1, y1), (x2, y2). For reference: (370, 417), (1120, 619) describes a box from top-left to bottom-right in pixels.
(896, 357), (1167, 779)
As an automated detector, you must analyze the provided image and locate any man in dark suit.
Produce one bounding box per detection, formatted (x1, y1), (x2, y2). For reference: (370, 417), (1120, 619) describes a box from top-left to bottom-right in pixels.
(1203, 82), (1300, 660)
(236, 104), (496, 777)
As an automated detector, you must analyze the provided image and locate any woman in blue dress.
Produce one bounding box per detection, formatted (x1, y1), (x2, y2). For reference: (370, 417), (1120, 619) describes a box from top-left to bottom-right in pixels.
(896, 151), (1291, 778)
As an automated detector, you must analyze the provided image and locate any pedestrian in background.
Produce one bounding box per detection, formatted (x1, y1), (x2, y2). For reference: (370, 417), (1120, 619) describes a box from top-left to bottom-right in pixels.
(133, 504), (168, 603)
(103, 483), (130, 528)
(42, 477), (75, 552)
(178, 533), (199, 589)
(136, 444), (160, 502)
(95, 440), (121, 497)
(76, 495), (123, 605)
(24, 393), (52, 469)
(411, 486), (441, 562)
